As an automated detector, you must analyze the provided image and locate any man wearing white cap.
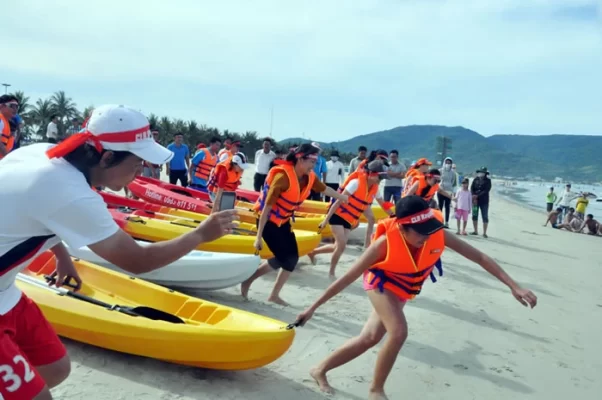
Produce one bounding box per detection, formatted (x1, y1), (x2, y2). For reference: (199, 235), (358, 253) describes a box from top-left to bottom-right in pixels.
(0, 105), (238, 399)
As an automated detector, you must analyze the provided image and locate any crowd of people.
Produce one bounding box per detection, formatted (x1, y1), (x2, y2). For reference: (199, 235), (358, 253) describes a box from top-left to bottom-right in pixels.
(544, 184), (601, 236)
(0, 96), (538, 400)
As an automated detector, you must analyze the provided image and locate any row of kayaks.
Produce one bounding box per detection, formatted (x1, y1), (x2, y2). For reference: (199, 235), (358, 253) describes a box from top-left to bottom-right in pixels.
(17, 177), (389, 371)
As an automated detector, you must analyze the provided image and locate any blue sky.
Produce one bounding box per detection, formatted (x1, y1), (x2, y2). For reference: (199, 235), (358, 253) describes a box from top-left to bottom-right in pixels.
(3, 0), (601, 141)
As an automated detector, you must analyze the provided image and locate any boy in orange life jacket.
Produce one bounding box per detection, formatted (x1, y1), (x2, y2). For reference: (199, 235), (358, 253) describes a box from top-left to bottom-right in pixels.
(241, 143), (349, 306)
(309, 160), (394, 278)
(208, 152), (248, 213)
(404, 168), (452, 207)
(295, 195), (537, 399)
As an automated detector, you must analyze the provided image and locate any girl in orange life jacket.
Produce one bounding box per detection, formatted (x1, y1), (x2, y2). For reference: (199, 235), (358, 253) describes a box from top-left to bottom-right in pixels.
(294, 196), (537, 399)
(345, 150), (390, 247)
(208, 152), (249, 213)
(218, 139), (241, 162)
(308, 160), (394, 278)
(404, 168), (452, 210)
(240, 143), (349, 306)
(402, 157), (432, 195)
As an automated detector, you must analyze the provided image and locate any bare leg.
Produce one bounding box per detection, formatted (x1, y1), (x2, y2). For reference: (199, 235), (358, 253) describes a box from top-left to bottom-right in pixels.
(483, 222), (489, 237)
(364, 208), (375, 248)
(367, 290), (408, 398)
(36, 355), (71, 388)
(308, 244), (336, 265)
(462, 219), (467, 234)
(310, 306), (389, 394)
(472, 219), (478, 234)
(268, 269), (292, 306)
(241, 261), (273, 299)
(329, 226), (349, 278)
(456, 218), (461, 234)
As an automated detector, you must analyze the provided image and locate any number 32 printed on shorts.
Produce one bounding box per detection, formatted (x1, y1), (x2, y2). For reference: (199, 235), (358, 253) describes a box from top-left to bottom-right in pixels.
(0, 355), (36, 399)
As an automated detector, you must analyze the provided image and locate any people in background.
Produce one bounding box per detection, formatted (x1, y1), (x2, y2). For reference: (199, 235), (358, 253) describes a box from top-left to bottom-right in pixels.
(253, 137), (276, 192)
(404, 168), (452, 209)
(46, 114), (60, 144)
(218, 136), (232, 159)
(65, 118), (80, 136)
(470, 166), (492, 238)
(454, 178), (471, 235)
(269, 148), (284, 169)
(309, 160), (393, 278)
(141, 128), (163, 179)
(218, 139), (241, 162)
(439, 157), (458, 227)
(349, 145), (367, 173)
(556, 207), (577, 231)
(208, 152), (249, 210)
(166, 132), (190, 186)
(383, 150), (406, 205)
(577, 214), (601, 236)
(402, 158), (432, 197)
(545, 187), (557, 212)
(0, 95), (18, 159)
(309, 142), (328, 201)
(555, 183), (575, 224)
(10, 113), (24, 150)
(324, 150), (345, 202)
(544, 207), (563, 229)
(574, 192), (590, 220)
(241, 143), (348, 306)
(189, 136), (221, 192)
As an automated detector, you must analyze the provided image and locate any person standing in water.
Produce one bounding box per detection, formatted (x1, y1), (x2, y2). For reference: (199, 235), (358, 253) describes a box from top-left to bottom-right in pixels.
(241, 143), (348, 305)
(295, 196), (537, 399)
(546, 187), (557, 212)
(308, 160), (394, 278)
(439, 157), (458, 227)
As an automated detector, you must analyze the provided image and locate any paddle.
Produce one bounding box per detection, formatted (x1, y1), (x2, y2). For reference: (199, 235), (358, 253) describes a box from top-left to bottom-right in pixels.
(17, 273), (185, 324)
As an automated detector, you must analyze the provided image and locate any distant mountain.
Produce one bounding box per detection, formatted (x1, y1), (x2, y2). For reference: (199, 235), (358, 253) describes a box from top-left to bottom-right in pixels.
(281, 125), (601, 181)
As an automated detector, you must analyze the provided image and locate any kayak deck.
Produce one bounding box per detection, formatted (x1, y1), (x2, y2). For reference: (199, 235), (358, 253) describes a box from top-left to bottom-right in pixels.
(19, 252), (294, 370)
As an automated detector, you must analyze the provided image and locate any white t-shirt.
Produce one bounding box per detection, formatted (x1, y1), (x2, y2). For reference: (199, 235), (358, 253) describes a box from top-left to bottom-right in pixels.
(0, 144), (119, 314)
(255, 149), (276, 174)
(343, 178), (382, 201)
(325, 160), (345, 184)
(46, 121), (59, 139)
(218, 152), (230, 163)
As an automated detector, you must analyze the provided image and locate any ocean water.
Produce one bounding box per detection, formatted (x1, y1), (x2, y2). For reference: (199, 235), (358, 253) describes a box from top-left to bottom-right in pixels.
(495, 181), (602, 216)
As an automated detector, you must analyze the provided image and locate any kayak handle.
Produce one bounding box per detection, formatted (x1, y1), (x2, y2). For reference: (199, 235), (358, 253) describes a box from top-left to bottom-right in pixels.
(286, 319), (303, 330)
(44, 274), (79, 289)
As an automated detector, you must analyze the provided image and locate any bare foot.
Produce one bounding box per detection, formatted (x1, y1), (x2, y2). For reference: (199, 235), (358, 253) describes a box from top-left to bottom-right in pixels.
(368, 391), (389, 399)
(308, 252), (317, 265)
(328, 273), (336, 280)
(240, 280), (251, 300)
(268, 296), (289, 306)
(309, 367), (335, 395)
(483, 233), (488, 238)
(462, 231), (467, 236)
(455, 231), (461, 235)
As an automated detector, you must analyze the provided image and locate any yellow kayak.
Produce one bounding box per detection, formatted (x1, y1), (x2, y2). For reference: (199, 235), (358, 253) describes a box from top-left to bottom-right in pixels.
(17, 252), (294, 370)
(294, 199), (390, 223)
(110, 208), (321, 259)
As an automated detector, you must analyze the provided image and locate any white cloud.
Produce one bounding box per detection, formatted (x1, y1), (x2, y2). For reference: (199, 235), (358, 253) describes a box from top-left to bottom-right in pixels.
(2, 0), (601, 139)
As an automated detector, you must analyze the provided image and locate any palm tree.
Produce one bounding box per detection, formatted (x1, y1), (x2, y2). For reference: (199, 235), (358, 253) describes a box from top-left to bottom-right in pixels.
(29, 99), (55, 139)
(82, 106), (94, 121)
(50, 91), (79, 136)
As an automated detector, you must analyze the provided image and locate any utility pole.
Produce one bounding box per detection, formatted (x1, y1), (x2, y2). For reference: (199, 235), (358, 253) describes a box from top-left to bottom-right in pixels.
(2, 83), (10, 94)
(435, 136), (452, 166)
(269, 106), (274, 137)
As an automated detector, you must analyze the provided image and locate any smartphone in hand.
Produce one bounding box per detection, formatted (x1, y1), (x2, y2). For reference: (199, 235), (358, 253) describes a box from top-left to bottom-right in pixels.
(219, 191), (237, 210)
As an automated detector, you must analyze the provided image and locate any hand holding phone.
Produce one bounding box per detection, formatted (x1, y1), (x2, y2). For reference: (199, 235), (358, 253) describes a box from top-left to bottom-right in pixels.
(219, 191), (236, 211)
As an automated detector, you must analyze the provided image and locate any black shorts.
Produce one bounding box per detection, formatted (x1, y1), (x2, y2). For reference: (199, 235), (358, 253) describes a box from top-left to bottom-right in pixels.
(257, 219), (299, 272)
(328, 213), (352, 230)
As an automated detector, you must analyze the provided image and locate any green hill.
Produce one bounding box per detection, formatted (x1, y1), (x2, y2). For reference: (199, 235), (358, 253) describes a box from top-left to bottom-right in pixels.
(281, 126), (601, 181)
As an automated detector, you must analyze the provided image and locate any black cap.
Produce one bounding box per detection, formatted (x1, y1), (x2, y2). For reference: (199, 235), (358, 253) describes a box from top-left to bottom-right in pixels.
(395, 196), (444, 236)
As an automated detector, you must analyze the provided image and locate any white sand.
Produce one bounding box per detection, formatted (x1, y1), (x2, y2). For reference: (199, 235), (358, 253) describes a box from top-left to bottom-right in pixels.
(53, 166), (602, 399)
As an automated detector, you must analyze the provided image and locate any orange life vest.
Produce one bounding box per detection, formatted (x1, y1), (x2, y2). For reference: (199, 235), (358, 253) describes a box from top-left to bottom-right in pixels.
(194, 148), (218, 182)
(411, 175), (439, 201)
(402, 169), (425, 197)
(332, 172), (379, 226)
(0, 114), (14, 159)
(365, 211), (445, 300)
(253, 163), (315, 227)
(218, 148), (232, 160)
(207, 160), (242, 193)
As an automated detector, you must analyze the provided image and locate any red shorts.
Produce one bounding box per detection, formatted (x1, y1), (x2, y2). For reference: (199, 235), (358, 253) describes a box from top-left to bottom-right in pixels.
(0, 293), (66, 399)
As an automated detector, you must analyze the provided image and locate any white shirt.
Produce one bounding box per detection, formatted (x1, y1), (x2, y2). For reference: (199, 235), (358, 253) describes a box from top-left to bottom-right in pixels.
(325, 160), (345, 184)
(344, 178), (382, 202)
(218, 152), (230, 162)
(255, 149), (276, 174)
(0, 144), (119, 314)
(46, 121), (59, 139)
(557, 189), (577, 207)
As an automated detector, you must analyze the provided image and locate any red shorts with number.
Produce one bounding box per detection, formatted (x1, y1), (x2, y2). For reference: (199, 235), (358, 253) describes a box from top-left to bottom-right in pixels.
(0, 293), (66, 399)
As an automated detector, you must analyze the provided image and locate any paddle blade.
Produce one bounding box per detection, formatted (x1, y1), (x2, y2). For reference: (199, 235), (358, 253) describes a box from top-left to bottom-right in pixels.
(127, 306), (185, 324)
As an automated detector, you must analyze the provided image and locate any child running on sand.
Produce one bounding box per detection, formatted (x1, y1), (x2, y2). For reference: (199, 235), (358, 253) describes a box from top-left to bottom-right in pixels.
(308, 160), (394, 278)
(241, 143), (348, 305)
(295, 195), (537, 399)
(454, 177), (471, 235)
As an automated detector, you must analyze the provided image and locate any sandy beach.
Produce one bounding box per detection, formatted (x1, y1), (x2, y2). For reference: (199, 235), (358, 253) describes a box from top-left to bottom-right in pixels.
(52, 167), (602, 400)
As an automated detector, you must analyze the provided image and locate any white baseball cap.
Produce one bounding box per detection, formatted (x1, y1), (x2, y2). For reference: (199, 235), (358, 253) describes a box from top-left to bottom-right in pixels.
(231, 152), (249, 170)
(47, 104), (173, 165)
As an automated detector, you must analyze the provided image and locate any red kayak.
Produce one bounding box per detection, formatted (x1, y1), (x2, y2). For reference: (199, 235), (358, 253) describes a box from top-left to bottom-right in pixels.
(134, 176), (260, 203)
(127, 179), (212, 214)
(99, 191), (166, 213)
